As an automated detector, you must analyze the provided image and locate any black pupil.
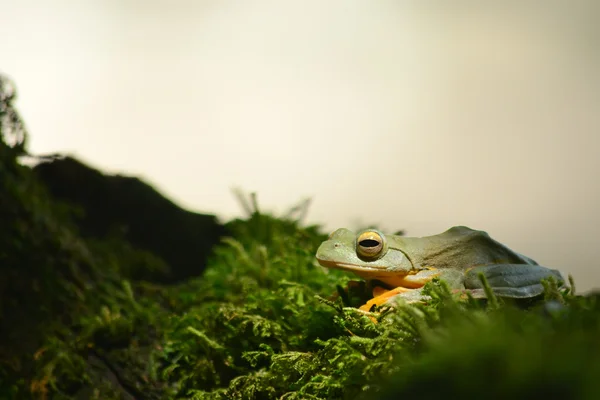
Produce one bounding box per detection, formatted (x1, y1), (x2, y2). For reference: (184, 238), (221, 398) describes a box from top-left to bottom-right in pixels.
(359, 239), (380, 248)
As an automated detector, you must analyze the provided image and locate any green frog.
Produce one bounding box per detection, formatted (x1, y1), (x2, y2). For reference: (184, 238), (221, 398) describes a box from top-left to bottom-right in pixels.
(315, 226), (564, 311)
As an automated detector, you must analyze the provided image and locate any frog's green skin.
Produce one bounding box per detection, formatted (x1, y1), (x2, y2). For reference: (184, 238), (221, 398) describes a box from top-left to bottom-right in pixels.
(316, 226), (564, 307)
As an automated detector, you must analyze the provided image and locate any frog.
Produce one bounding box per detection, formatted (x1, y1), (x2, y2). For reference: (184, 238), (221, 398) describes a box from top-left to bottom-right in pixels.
(315, 226), (564, 312)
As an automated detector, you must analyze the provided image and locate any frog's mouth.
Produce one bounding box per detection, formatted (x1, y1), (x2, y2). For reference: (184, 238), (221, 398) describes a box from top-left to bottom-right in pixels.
(316, 258), (403, 273)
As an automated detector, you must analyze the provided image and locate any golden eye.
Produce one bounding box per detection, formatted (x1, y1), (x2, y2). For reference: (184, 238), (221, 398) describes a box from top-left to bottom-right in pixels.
(356, 230), (385, 259)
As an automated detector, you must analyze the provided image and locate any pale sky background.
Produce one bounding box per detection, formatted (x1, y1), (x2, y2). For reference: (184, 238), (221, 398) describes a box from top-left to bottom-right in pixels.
(1, 1), (599, 291)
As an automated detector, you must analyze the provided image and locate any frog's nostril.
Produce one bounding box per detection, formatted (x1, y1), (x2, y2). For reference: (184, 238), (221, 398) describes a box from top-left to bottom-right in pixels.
(334, 243), (340, 248)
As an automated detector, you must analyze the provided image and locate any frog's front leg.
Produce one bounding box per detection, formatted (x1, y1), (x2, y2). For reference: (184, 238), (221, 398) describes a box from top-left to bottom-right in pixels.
(359, 268), (465, 311)
(359, 286), (417, 311)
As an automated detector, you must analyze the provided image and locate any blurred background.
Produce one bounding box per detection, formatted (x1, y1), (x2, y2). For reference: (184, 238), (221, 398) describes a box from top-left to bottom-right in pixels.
(1, 1), (599, 291)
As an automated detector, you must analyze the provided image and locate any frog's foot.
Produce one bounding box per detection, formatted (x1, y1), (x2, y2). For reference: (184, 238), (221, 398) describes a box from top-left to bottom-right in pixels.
(359, 287), (419, 312)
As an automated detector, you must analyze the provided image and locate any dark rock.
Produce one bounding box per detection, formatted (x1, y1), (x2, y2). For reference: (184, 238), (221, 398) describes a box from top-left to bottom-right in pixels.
(32, 155), (227, 283)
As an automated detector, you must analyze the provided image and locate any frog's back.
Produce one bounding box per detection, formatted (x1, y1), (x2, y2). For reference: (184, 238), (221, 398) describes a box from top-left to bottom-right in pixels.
(400, 225), (538, 271)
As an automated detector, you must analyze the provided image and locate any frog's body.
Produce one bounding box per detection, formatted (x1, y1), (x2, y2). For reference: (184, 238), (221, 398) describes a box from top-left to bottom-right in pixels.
(316, 226), (564, 311)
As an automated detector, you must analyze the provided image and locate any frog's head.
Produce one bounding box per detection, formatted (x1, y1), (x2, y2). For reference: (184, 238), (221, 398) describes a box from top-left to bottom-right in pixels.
(315, 228), (414, 279)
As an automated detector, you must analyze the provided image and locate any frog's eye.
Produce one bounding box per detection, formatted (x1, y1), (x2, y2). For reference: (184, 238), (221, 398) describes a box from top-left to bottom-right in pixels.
(356, 230), (385, 259)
